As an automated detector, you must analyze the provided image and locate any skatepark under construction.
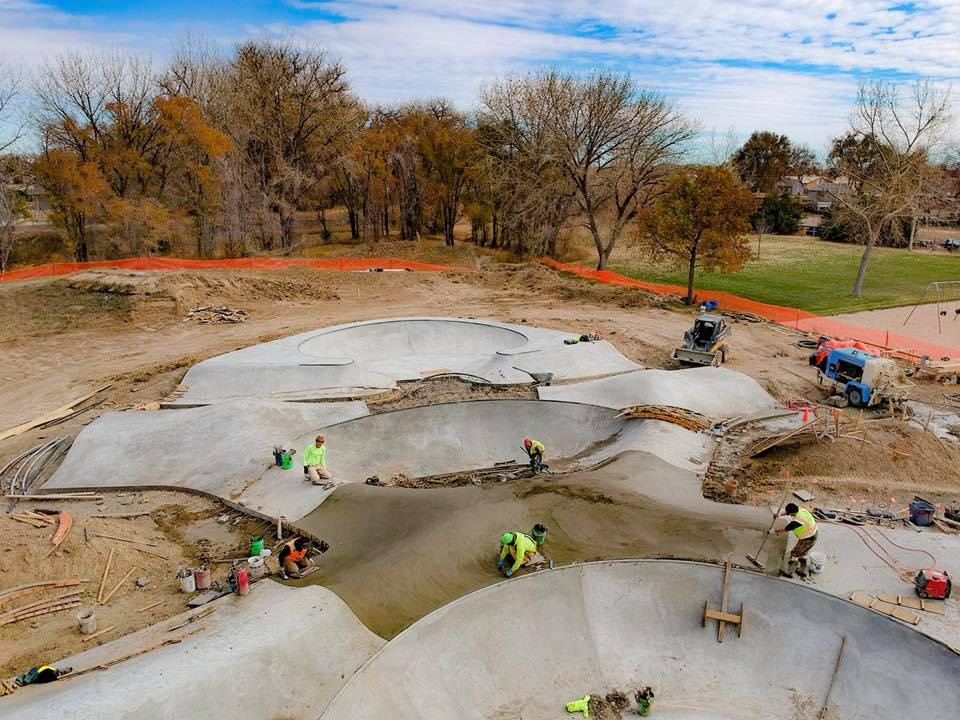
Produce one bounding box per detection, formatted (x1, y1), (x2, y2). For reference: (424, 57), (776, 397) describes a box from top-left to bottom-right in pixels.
(4, 317), (960, 719)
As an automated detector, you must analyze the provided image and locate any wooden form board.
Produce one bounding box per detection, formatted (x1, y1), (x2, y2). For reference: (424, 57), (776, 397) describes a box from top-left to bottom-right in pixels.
(850, 592), (921, 624)
(876, 593), (946, 616)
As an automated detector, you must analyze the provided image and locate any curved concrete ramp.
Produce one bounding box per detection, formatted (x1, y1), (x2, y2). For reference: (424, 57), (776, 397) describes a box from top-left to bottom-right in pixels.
(539, 366), (777, 417)
(321, 560), (960, 719)
(176, 318), (640, 403)
(287, 400), (711, 483)
(1, 582), (384, 720)
(44, 400), (369, 520)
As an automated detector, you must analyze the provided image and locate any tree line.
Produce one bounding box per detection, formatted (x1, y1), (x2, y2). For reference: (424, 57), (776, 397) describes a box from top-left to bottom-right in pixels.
(0, 39), (955, 299)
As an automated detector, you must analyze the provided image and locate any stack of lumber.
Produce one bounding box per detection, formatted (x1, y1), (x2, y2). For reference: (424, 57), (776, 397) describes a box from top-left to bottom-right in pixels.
(9, 510), (57, 528)
(0, 579), (84, 627)
(616, 405), (712, 432)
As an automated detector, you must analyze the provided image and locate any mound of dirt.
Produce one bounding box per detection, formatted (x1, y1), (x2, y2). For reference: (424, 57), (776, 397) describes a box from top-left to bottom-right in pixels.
(454, 263), (655, 309)
(65, 269), (341, 307)
(721, 420), (960, 507)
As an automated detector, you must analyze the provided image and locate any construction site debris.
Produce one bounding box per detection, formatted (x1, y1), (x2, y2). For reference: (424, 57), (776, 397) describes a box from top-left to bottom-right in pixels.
(81, 625), (117, 642)
(794, 490), (814, 502)
(616, 404), (712, 432)
(96, 549), (115, 604)
(183, 305), (248, 324)
(0, 385), (110, 442)
(101, 567), (138, 605)
(50, 512), (72, 549)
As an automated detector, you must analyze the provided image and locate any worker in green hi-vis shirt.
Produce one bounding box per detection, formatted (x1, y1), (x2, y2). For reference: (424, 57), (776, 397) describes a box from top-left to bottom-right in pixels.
(303, 434), (334, 486)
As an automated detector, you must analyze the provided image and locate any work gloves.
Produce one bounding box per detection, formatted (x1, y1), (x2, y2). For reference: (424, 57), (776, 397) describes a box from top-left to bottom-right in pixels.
(504, 569), (513, 578)
(497, 559), (505, 570)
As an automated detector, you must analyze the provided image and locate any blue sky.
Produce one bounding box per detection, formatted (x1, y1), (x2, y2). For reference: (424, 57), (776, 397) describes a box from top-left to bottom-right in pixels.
(1, 0), (958, 150)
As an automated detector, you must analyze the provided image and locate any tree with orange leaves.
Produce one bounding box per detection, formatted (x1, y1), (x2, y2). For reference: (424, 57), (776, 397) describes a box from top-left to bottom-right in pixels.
(641, 165), (754, 304)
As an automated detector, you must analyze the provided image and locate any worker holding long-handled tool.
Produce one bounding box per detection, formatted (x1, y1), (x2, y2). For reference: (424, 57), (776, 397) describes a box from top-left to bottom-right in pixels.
(772, 503), (819, 578)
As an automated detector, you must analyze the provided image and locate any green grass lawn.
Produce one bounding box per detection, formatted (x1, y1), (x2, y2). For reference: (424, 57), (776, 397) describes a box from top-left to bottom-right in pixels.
(610, 235), (960, 315)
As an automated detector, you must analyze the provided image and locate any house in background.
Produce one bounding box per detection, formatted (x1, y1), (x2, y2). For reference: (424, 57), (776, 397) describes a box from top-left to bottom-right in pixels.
(775, 175), (849, 210)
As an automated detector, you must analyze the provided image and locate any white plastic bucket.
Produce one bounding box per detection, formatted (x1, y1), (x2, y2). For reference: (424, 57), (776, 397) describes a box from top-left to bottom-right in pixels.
(248, 555), (265, 580)
(179, 571), (196, 593)
(77, 608), (97, 634)
(808, 551), (826, 574)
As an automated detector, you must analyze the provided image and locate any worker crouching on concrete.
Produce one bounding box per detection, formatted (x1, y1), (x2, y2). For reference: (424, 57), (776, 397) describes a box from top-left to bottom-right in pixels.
(772, 502), (818, 578)
(498, 531), (537, 577)
(303, 434), (333, 486)
(278, 537), (322, 579)
(523, 437), (545, 471)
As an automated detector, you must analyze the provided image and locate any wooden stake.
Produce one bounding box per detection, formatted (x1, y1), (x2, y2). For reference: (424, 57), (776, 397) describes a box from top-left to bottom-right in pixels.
(277, 514), (282, 541)
(93, 533), (158, 547)
(137, 600), (162, 613)
(81, 625), (117, 642)
(132, 546), (169, 560)
(97, 548), (114, 604)
(101, 567), (137, 605)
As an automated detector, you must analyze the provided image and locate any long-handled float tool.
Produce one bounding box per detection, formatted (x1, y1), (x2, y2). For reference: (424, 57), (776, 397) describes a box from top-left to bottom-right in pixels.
(746, 491), (789, 570)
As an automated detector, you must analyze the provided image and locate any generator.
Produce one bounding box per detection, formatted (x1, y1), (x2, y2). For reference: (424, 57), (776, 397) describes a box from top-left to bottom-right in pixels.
(915, 570), (952, 600)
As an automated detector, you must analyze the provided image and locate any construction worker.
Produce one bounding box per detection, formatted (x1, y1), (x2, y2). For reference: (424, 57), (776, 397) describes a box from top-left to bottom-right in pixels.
(522, 437), (545, 471)
(15, 663), (71, 686)
(278, 537), (317, 578)
(772, 502), (818, 577)
(497, 530), (537, 577)
(303, 434), (333, 486)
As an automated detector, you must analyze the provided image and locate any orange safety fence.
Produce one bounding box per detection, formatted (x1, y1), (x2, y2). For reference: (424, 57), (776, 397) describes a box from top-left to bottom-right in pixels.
(0, 255), (452, 283)
(540, 257), (960, 360)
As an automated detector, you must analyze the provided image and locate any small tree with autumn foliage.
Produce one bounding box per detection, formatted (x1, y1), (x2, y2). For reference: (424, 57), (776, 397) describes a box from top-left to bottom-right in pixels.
(641, 166), (754, 304)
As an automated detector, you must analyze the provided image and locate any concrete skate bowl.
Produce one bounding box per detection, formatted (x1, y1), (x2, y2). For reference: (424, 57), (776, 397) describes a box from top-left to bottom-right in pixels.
(298, 318), (530, 361)
(320, 560), (960, 719)
(174, 317), (641, 404)
(302, 399), (711, 484)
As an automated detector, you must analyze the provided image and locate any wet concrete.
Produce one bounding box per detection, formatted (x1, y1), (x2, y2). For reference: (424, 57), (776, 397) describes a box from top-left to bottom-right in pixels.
(299, 452), (780, 639)
(321, 560), (960, 719)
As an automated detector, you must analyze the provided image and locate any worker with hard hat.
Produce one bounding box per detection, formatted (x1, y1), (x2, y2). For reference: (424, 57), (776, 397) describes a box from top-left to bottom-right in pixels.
(497, 530), (538, 577)
(522, 437), (545, 470)
(771, 502), (818, 577)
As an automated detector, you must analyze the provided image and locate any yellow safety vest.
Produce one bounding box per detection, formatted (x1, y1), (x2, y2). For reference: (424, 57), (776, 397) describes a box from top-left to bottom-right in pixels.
(793, 507), (818, 540)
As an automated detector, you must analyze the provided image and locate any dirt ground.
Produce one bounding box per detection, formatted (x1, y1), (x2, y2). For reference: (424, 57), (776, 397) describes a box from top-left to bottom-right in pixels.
(832, 303), (960, 350)
(0, 491), (272, 679)
(1, 259), (959, 656)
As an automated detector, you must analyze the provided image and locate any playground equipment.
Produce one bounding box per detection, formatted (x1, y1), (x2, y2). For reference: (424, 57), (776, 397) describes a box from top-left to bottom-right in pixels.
(903, 280), (960, 335)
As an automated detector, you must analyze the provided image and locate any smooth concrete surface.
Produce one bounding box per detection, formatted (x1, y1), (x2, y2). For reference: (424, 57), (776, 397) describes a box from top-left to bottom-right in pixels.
(44, 400), (369, 521)
(782, 522), (960, 651)
(1, 582), (385, 720)
(283, 399), (712, 484)
(175, 318), (641, 403)
(539, 366), (778, 417)
(320, 559), (960, 720)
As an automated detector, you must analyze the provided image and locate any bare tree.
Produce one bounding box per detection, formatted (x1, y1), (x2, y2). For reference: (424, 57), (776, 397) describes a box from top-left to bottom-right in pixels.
(550, 72), (696, 269)
(828, 80), (950, 296)
(0, 58), (27, 272)
(223, 41), (359, 251)
(478, 77), (575, 257)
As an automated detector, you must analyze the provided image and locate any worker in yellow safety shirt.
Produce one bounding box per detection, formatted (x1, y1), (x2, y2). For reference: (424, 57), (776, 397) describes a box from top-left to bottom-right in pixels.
(771, 503), (818, 578)
(522, 437), (545, 471)
(303, 435), (333, 486)
(498, 531), (537, 577)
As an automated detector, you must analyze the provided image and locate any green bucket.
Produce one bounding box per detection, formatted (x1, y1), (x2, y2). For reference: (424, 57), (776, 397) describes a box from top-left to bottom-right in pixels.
(250, 536), (264, 556)
(531, 523), (547, 545)
(280, 451), (293, 470)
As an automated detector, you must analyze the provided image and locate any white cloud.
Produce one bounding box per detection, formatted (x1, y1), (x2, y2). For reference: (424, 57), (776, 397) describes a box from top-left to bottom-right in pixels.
(1, 0), (958, 148)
